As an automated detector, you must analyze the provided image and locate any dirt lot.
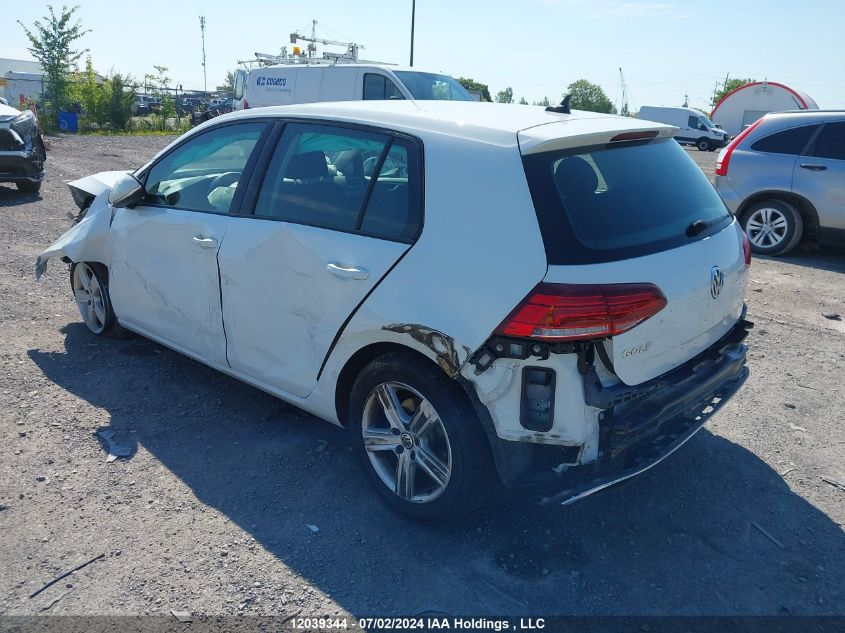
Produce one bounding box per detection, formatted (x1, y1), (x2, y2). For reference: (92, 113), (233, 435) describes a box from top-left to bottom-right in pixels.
(1, 135), (844, 618)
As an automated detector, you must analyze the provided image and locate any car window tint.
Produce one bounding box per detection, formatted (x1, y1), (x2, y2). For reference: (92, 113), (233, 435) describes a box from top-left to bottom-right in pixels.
(363, 74), (385, 100)
(522, 138), (731, 263)
(750, 124), (818, 156)
(687, 116), (698, 128)
(144, 123), (265, 213)
(809, 122), (845, 160)
(360, 138), (421, 241)
(254, 123), (390, 232)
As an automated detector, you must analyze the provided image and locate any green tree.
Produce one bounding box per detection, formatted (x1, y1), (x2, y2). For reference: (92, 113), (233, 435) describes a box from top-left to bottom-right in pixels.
(108, 74), (134, 131)
(146, 65), (176, 130)
(495, 86), (514, 104)
(713, 77), (755, 106)
(518, 97), (528, 105)
(533, 96), (552, 107)
(566, 79), (616, 114)
(69, 55), (108, 129)
(217, 70), (235, 93)
(18, 4), (90, 128)
(455, 77), (491, 102)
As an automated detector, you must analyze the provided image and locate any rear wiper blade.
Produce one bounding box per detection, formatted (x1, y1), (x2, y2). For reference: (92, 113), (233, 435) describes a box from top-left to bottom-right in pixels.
(686, 218), (716, 237)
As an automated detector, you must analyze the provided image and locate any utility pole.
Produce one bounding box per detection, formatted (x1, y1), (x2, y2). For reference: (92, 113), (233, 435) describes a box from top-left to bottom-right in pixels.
(410, 0), (416, 67)
(200, 15), (207, 93)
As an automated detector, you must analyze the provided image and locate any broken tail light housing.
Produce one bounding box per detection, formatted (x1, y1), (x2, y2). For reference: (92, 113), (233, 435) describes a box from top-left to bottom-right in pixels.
(496, 283), (667, 342)
(715, 117), (763, 177)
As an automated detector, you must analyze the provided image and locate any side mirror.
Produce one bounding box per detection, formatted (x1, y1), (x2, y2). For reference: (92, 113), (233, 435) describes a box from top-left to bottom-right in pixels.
(234, 69), (247, 100)
(108, 172), (144, 208)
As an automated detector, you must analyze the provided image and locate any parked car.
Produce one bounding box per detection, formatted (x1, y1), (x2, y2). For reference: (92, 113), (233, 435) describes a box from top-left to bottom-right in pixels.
(0, 102), (46, 193)
(131, 95), (161, 116)
(234, 64), (473, 110)
(639, 106), (730, 151)
(716, 110), (845, 255)
(36, 102), (750, 520)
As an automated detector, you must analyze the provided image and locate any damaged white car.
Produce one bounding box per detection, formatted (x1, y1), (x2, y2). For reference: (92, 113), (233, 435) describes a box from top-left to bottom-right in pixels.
(0, 103), (46, 193)
(37, 101), (751, 520)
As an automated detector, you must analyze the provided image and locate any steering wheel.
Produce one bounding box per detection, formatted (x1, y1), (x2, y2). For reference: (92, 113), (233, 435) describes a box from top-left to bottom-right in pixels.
(207, 171), (240, 194)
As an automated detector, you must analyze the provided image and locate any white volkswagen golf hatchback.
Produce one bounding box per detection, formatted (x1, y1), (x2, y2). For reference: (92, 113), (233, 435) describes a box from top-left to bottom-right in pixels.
(37, 101), (751, 520)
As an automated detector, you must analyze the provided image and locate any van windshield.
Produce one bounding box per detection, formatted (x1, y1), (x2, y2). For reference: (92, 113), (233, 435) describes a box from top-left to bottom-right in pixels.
(393, 72), (473, 101)
(521, 138), (732, 264)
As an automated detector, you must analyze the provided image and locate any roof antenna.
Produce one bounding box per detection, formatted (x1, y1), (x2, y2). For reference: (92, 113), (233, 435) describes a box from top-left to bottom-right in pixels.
(546, 93), (571, 114)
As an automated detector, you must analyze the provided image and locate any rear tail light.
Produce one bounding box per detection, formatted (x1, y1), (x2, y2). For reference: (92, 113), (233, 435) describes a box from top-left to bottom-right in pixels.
(609, 130), (659, 143)
(496, 283), (667, 342)
(715, 117), (763, 176)
(741, 227), (752, 266)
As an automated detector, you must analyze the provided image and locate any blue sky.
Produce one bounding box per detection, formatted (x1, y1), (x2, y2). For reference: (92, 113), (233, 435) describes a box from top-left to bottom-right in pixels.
(6, 0), (845, 110)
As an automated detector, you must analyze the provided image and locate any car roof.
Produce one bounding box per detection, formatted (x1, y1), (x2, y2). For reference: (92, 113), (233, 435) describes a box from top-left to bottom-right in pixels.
(218, 101), (670, 147)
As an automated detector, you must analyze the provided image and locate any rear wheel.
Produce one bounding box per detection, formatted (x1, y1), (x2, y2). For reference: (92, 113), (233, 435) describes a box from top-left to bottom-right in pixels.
(741, 200), (803, 256)
(696, 138), (711, 151)
(16, 180), (41, 194)
(70, 263), (128, 337)
(349, 351), (495, 521)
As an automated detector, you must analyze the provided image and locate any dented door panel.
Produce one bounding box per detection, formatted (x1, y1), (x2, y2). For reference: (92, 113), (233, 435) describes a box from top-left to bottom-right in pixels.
(108, 206), (231, 366)
(218, 218), (408, 398)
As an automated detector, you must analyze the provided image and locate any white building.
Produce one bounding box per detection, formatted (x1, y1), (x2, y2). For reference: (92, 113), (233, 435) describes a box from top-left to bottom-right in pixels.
(711, 81), (819, 136)
(0, 58), (45, 107)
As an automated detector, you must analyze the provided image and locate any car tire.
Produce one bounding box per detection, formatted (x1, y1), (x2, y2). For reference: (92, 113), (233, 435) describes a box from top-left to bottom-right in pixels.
(348, 351), (495, 522)
(741, 200), (803, 256)
(16, 180), (41, 194)
(697, 138), (710, 151)
(69, 262), (130, 337)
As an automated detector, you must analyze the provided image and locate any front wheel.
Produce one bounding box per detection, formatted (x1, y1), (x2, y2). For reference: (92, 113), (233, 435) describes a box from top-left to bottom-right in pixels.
(70, 262), (128, 337)
(349, 352), (495, 521)
(697, 138), (711, 151)
(741, 200), (803, 256)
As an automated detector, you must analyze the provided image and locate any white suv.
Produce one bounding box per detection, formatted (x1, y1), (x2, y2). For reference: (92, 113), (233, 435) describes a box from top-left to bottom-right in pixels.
(37, 101), (751, 520)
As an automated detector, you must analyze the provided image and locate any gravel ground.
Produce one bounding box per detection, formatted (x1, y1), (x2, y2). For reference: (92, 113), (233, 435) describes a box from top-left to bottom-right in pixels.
(1, 135), (843, 618)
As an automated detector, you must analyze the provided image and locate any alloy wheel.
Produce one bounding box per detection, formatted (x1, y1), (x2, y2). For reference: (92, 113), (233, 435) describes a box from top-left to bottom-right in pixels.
(72, 263), (107, 334)
(361, 382), (452, 503)
(745, 207), (789, 249)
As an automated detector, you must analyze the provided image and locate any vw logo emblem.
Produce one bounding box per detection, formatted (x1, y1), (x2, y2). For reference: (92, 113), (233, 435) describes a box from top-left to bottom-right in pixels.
(710, 266), (724, 299)
(399, 431), (414, 449)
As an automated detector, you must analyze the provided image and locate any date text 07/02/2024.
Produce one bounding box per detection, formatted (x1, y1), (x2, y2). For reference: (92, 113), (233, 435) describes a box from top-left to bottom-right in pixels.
(291, 617), (546, 631)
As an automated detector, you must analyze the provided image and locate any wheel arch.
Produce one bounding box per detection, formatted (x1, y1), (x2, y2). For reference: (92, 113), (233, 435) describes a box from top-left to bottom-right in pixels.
(737, 190), (820, 241)
(334, 342), (456, 428)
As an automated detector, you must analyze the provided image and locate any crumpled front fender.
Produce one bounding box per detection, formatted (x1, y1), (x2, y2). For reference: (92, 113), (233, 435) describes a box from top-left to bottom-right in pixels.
(35, 193), (114, 280)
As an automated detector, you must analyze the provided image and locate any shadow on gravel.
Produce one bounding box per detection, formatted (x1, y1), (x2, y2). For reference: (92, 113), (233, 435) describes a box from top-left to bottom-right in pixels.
(0, 184), (42, 206)
(753, 245), (845, 275)
(29, 324), (845, 615)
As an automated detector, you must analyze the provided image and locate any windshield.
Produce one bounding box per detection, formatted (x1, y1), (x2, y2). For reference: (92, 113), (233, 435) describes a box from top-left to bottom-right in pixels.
(521, 138), (732, 264)
(393, 71), (473, 101)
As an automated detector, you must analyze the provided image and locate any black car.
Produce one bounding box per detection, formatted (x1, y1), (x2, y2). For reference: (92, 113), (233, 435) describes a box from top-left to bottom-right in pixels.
(0, 105), (46, 194)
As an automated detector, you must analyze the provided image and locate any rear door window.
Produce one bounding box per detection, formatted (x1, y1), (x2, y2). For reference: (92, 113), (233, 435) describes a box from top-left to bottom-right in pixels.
(253, 123), (422, 240)
(808, 122), (845, 160)
(751, 124), (818, 155)
(522, 138), (731, 264)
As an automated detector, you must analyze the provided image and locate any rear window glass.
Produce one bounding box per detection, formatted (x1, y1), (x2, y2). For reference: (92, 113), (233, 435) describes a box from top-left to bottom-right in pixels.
(751, 124), (818, 155)
(522, 138), (732, 264)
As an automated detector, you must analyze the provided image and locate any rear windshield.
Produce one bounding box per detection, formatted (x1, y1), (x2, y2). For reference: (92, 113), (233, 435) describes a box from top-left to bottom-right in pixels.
(521, 138), (732, 264)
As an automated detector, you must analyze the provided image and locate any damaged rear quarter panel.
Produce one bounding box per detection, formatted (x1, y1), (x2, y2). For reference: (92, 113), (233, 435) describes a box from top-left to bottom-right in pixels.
(311, 134), (553, 435)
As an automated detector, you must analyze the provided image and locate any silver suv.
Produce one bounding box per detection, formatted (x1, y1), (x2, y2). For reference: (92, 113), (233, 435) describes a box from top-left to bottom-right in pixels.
(715, 111), (845, 255)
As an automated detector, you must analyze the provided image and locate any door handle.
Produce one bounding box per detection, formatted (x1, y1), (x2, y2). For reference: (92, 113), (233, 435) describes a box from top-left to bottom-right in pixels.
(800, 163), (827, 171)
(192, 235), (218, 249)
(326, 262), (370, 280)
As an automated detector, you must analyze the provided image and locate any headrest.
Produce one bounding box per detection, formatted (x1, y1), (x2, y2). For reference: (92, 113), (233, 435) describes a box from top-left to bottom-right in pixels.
(554, 156), (599, 197)
(288, 151), (328, 180)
